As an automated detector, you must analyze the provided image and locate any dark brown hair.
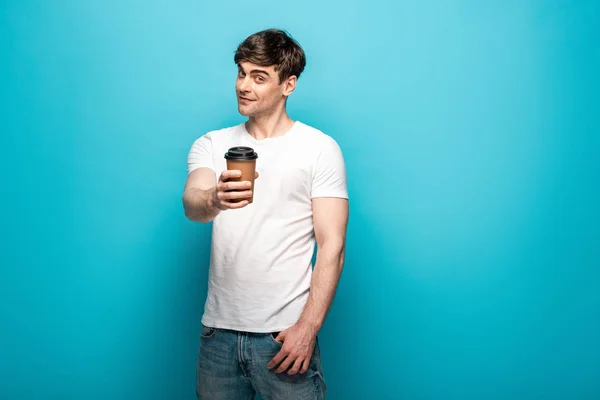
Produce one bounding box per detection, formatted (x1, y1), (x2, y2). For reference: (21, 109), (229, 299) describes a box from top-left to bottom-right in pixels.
(234, 29), (306, 83)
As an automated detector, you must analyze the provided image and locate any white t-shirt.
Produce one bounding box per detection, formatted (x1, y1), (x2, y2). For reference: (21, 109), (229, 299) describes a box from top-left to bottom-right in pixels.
(187, 121), (348, 332)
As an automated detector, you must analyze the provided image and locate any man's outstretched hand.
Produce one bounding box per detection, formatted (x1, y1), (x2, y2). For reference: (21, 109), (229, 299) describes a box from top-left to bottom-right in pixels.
(211, 170), (259, 210)
(267, 322), (317, 375)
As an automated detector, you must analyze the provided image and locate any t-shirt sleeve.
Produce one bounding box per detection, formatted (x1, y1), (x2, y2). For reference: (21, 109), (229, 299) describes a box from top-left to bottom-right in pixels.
(311, 136), (349, 199)
(187, 134), (214, 174)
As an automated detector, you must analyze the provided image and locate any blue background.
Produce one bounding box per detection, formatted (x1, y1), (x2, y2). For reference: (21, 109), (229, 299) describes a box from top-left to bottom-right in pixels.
(1, 1), (599, 399)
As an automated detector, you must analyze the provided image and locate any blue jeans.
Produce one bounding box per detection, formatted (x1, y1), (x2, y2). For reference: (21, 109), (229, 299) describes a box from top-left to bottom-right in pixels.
(195, 325), (327, 400)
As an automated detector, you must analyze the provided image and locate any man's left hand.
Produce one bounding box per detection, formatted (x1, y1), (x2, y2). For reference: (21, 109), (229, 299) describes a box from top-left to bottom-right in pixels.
(267, 322), (317, 375)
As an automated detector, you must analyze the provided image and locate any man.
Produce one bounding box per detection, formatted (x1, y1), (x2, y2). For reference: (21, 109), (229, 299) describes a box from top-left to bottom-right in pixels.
(182, 28), (349, 400)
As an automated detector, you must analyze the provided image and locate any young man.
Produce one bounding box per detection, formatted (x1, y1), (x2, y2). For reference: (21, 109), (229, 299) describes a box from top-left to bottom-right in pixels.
(182, 29), (349, 400)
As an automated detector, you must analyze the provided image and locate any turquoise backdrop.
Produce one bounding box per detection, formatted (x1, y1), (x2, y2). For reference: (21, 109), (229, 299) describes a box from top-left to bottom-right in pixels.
(1, 1), (598, 399)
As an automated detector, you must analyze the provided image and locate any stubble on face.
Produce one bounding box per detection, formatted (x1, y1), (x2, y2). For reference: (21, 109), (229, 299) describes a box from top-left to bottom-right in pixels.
(236, 62), (287, 117)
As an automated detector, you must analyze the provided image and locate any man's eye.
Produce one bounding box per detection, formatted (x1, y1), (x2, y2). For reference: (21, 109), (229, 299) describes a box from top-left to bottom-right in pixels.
(238, 71), (245, 77)
(256, 76), (265, 83)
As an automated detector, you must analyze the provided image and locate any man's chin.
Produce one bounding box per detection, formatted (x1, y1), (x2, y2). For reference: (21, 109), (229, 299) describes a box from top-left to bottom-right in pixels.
(237, 106), (253, 117)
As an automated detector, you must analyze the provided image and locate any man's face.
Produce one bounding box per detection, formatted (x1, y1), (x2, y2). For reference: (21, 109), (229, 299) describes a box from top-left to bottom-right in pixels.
(236, 62), (294, 117)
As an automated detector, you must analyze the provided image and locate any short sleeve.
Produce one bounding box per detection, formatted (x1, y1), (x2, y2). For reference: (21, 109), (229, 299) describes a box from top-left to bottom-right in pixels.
(311, 137), (348, 199)
(187, 134), (214, 174)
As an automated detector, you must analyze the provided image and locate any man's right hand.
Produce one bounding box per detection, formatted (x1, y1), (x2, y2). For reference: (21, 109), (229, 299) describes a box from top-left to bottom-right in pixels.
(212, 170), (259, 210)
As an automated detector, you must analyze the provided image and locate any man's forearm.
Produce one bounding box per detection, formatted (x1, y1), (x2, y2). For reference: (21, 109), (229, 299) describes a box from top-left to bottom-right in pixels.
(182, 188), (221, 223)
(297, 241), (345, 333)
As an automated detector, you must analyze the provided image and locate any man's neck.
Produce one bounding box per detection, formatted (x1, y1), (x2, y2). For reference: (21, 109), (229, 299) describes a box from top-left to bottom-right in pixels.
(245, 108), (295, 140)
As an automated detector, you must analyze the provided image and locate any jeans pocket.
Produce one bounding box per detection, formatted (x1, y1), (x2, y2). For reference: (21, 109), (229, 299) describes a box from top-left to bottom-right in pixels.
(200, 324), (216, 340)
(268, 332), (283, 347)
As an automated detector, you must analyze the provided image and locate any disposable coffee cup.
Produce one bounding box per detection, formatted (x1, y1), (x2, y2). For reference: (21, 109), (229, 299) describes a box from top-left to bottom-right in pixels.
(224, 146), (258, 204)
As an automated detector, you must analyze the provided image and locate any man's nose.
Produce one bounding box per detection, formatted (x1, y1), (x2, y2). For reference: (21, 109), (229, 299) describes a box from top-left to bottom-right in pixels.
(238, 76), (251, 92)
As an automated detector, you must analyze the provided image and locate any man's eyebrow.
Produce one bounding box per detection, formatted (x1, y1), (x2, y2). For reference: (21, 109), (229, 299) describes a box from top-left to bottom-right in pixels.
(237, 65), (272, 77)
(250, 69), (270, 76)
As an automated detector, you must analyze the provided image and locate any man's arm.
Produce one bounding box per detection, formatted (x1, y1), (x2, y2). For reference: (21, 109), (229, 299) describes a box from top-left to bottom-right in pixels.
(182, 168), (221, 223)
(268, 197), (349, 374)
(298, 197), (349, 331)
(182, 167), (258, 223)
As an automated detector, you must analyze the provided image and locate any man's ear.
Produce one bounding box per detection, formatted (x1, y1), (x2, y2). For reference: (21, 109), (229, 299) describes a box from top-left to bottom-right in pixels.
(282, 75), (297, 97)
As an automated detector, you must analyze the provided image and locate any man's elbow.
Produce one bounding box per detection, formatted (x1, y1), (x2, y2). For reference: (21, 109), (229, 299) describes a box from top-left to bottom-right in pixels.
(319, 239), (346, 269)
(182, 195), (209, 223)
(337, 246), (346, 270)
